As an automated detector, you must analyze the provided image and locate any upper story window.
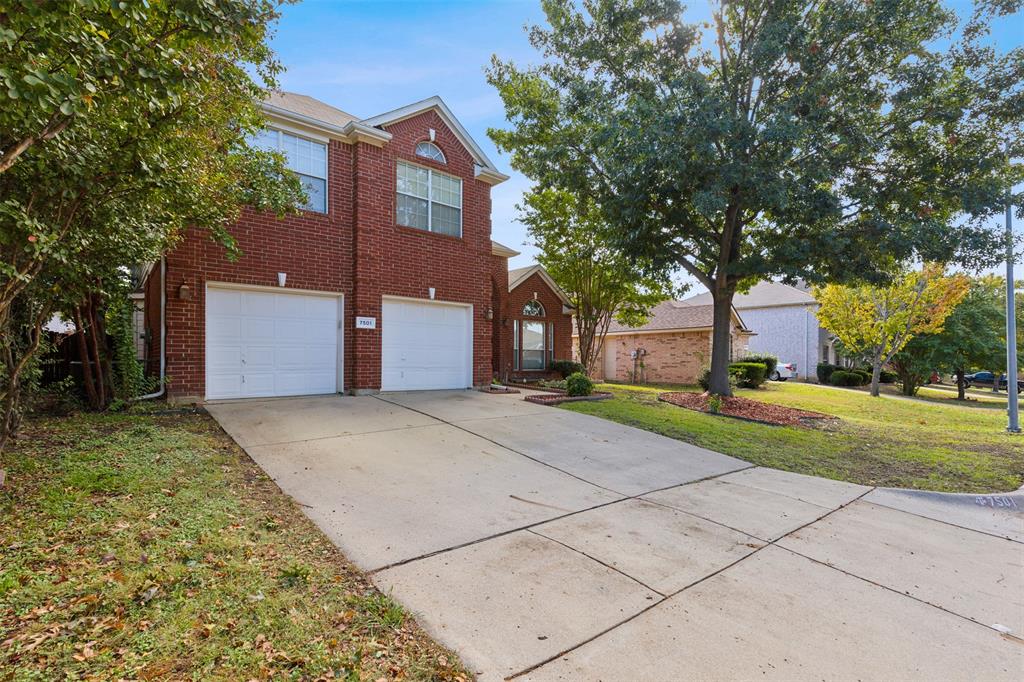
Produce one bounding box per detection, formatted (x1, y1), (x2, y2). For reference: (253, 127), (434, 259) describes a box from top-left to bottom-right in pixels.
(522, 300), (545, 316)
(396, 160), (462, 237)
(415, 141), (446, 163)
(254, 128), (327, 213)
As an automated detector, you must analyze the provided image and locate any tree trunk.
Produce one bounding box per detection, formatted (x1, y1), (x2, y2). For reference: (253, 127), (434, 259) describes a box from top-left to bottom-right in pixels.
(870, 357), (883, 397)
(708, 289), (736, 395)
(73, 308), (99, 408)
(955, 367), (966, 400)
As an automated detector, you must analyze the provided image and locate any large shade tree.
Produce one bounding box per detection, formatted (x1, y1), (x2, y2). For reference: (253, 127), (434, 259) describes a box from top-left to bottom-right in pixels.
(487, 0), (1023, 394)
(518, 187), (672, 375)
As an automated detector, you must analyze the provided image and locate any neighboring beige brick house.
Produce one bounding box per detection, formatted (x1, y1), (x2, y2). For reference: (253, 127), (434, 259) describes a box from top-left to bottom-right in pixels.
(576, 299), (752, 384)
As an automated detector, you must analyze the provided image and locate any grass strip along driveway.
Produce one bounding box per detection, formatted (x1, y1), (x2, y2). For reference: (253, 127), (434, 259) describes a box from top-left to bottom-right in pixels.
(0, 411), (467, 681)
(562, 382), (1023, 494)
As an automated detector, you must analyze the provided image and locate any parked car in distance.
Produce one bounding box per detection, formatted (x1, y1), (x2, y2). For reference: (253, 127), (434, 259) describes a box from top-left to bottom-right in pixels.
(770, 362), (797, 381)
(960, 371), (1023, 393)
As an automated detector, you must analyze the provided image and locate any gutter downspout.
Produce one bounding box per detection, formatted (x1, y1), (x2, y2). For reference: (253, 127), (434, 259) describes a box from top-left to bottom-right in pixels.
(138, 257), (166, 400)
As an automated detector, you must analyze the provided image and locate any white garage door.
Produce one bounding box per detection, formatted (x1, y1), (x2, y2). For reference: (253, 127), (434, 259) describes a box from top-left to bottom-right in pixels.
(381, 299), (471, 391)
(206, 287), (340, 400)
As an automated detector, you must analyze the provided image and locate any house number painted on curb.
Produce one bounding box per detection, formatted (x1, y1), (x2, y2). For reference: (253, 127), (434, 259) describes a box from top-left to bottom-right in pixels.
(355, 316), (377, 330)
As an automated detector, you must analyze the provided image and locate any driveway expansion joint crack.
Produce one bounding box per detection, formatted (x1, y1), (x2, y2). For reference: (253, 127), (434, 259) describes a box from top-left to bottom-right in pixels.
(505, 486), (878, 680)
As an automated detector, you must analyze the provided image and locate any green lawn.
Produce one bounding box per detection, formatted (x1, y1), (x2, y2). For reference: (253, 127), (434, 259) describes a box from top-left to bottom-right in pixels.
(0, 411), (467, 681)
(561, 381), (1024, 493)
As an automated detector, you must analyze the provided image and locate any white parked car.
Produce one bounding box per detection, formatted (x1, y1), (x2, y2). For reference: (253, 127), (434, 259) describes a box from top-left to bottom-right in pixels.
(770, 362), (797, 381)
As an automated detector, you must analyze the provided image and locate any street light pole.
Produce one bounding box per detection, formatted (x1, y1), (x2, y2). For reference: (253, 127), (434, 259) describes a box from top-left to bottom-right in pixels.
(1007, 190), (1020, 433)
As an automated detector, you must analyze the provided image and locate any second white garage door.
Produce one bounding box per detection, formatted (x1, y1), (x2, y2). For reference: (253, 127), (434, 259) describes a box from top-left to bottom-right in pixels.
(381, 299), (471, 391)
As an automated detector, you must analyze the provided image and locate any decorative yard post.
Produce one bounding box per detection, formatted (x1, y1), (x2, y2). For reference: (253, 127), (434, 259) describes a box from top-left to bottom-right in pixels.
(1006, 192), (1020, 434)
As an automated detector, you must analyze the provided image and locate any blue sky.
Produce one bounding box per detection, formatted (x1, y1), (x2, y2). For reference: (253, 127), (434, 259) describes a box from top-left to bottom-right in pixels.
(269, 0), (1022, 279)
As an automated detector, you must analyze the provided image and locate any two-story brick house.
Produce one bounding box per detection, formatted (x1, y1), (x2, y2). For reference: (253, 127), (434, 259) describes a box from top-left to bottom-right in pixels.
(141, 91), (572, 401)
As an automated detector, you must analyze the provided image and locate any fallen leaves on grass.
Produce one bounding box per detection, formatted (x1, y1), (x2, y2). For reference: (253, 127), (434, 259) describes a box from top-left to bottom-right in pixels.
(659, 391), (836, 427)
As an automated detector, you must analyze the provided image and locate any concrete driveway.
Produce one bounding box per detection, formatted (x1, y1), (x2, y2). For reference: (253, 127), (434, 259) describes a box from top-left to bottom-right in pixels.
(208, 390), (1024, 681)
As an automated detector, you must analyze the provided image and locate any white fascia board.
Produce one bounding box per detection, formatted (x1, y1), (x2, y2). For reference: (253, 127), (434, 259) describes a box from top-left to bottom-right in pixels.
(361, 96), (507, 182)
(491, 241), (521, 258)
(261, 102), (392, 146)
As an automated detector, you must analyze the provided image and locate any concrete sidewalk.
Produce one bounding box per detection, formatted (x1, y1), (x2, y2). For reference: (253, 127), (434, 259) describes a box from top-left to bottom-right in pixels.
(208, 390), (1024, 681)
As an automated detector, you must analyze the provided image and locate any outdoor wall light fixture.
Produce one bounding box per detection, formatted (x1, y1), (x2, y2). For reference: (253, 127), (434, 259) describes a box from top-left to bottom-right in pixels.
(177, 283), (191, 301)
(277, 272), (287, 287)
(486, 307), (494, 320)
(429, 287), (436, 300)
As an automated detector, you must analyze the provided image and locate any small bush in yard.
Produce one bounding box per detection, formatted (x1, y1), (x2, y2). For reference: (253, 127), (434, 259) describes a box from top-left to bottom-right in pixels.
(699, 367), (741, 392)
(565, 372), (594, 396)
(880, 369), (898, 384)
(728, 362), (767, 388)
(830, 370), (865, 387)
(707, 394), (723, 413)
(817, 362), (840, 384)
(551, 359), (586, 378)
(742, 354), (777, 377)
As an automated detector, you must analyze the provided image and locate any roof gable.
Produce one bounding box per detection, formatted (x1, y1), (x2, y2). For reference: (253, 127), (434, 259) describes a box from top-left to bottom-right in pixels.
(508, 265), (572, 307)
(361, 96), (508, 184)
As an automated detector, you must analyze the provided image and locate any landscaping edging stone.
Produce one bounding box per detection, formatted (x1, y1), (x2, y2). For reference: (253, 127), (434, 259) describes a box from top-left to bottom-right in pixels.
(524, 392), (612, 406)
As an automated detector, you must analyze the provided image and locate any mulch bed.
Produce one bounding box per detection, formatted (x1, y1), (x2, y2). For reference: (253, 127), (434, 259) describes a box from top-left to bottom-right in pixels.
(658, 392), (837, 427)
(523, 391), (612, 406)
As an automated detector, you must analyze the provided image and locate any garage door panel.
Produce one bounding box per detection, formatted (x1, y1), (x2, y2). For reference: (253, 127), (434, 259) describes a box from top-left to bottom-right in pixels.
(206, 287), (340, 400)
(381, 299), (470, 391)
(206, 373), (243, 399)
(207, 346), (242, 371)
(207, 316), (242, 343)
(245, 345), (276, 369)
(207, 289), (241, 316)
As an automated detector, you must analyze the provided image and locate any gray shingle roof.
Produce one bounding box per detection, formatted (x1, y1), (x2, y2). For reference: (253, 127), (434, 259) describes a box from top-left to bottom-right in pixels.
(606, 300), (717, 334)
(684, 281), (816, 309)
(264, 91), (359, 128)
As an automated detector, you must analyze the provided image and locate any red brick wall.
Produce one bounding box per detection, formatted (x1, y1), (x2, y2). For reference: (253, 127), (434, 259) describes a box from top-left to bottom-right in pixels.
(494, 271), (573, 382)
(148, 108), (497, 399)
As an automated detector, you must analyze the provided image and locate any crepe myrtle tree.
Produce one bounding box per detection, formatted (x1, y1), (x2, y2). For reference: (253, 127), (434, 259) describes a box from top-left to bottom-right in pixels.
(0, 0), (288, 173)
(519, 187), (673, 376)
(0, 0), (304, 459)
(487, 0), (1023, 395)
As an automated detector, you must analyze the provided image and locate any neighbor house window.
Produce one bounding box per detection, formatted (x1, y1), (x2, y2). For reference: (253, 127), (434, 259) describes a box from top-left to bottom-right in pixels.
(254, 128), (327, 213)
(396, 161), (462, 236)
(415, 141), (446, 163)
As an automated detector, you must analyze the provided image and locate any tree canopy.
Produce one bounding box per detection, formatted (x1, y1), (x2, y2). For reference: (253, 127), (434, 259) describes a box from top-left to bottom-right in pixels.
(815, 265), (969, 396)
(487, 0), (1023, 394)
(518, 187), (673, 375)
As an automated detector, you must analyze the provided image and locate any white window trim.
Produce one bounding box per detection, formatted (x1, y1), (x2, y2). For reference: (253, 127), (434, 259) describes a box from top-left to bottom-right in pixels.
(262, 127), (329, 214)
(396, 160), (463, 237)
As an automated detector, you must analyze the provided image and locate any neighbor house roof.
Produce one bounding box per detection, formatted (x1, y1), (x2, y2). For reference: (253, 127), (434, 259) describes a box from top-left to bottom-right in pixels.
(684, 281), (816, 310)
(262, 92), (509, 185)
(603, 299), (749, 336)
(508, 264), (572, 308)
